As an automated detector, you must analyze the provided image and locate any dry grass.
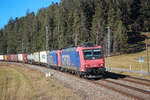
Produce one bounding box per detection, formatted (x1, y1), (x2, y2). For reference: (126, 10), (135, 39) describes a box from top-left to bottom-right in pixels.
(105, 47), (150, 79)
(107, 51), (149, 71)
(0, 64), (81, 100)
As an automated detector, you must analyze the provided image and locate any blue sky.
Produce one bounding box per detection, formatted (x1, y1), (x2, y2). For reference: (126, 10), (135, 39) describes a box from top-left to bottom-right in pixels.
(0, 0), (60, 29)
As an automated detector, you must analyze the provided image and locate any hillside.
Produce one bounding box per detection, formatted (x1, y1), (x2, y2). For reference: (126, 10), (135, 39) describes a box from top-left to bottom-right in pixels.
(0, 0), (150, 54)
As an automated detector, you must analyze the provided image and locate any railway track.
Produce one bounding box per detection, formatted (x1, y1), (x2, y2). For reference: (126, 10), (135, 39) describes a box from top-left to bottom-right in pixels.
(119, 78), (150, 86)
(104, 72), (150, 87)
(1, 62), (150, 100)
(90, 80), (147, 100)
(102, 79), (150, 94)
(59, 69), (150, 100)
(60, 71), (150, 100)
(127, 76), (150, 83)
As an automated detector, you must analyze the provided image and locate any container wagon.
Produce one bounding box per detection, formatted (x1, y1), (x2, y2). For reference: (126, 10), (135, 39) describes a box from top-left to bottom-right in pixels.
(18, 54), (23, 62)
(0, 55), (4, 61)
(4, 55), (8, 61)
(10, 54), (18, 62)
(7, 55), (11, 61)
(23, 54), (27, 63)
(40, 51), (49, 65)
(27, 53), (34, 64)
(33, 52), (40, 64)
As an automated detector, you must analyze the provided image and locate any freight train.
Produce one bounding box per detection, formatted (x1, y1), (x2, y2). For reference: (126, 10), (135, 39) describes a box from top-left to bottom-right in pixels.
(0, 45), (106, 77)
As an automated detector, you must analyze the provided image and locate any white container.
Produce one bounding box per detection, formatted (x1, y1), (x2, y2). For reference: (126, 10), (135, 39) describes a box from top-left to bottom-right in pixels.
(0, 55), (4, 60)
(27, 54), (33, 61)
(33, 52), (40, 63)
(18, 54), (23, 61)
(40, 51), (49, 64)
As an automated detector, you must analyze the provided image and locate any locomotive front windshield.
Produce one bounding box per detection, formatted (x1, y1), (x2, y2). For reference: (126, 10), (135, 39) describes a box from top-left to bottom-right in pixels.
(83, 49), (102, 60)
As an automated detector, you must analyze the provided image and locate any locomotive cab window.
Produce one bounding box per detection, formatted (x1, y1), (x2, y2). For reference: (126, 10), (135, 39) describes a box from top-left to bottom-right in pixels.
(83, 49), (102, 60)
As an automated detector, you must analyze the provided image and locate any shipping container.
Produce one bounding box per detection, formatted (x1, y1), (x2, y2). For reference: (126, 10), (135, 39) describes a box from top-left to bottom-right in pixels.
(27, 53), (34, 63)
(4, 55), (7, 61)
(10, 55), (13, 61)
(47, 50), (58, 66)
(7, 55), (11, 61)
(18, 54), (23, 62)
(33, 52), (40, 63)
(10, 54), (18, 62)
(0, 55), (4, 61)
(23, 54), (27, 63)
(40, 51), (49, 64)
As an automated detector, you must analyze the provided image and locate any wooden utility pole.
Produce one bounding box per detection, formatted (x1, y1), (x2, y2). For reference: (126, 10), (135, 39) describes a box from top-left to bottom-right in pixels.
(146, 39), (150, 73)
(22, 39), (24, 53)
(46, 26), (49, 50)
(107, 26), (111, 71)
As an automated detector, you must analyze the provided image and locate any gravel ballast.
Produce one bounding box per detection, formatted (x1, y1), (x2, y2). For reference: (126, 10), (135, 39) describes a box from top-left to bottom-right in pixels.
(20, 63), (133, 100)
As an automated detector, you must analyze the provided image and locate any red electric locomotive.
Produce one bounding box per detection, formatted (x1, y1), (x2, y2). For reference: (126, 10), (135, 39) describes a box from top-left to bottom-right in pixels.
(48, 45), (105, 77)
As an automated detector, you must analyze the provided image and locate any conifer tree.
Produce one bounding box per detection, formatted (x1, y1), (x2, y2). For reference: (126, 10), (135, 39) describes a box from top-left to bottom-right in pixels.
(91, 0), (106, 46)
(0, 0), (149, 55)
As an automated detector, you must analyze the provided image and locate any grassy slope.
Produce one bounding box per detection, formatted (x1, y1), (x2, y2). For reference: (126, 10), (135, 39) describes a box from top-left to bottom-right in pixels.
(108, 49), (150, 71)
(105, 47), (150, 79)
(0, 64), (81, 100)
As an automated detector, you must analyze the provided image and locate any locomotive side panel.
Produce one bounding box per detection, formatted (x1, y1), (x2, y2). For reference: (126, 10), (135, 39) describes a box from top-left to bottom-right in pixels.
(61, 50), (81, 71)
(47, 51), (58, 66)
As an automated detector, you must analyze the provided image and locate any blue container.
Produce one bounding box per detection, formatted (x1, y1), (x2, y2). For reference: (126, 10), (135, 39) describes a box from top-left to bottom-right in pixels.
(47, 51), (58, 66)
(61, 48), (81, 71)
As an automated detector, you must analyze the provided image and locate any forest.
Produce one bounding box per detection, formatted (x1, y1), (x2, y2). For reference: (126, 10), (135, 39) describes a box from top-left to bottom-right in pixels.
(0, 0), (150, 55)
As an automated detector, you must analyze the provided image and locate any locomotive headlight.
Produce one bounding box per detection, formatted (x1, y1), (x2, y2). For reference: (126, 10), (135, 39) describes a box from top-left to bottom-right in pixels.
(85, 65), (90, 68)
(85, 65), (88, 67)
(99, 64), (103, 67)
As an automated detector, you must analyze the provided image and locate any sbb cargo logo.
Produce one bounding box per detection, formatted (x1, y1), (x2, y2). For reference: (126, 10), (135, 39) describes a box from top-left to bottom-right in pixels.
(62, 55), (70, 66)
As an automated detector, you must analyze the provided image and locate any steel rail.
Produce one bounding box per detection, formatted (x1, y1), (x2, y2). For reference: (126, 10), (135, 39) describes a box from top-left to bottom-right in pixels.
(127, 76), (150, 83)
(102, 79), (150, 95)
(120, 78), (150, 86)
(89, 80), (145, 100)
